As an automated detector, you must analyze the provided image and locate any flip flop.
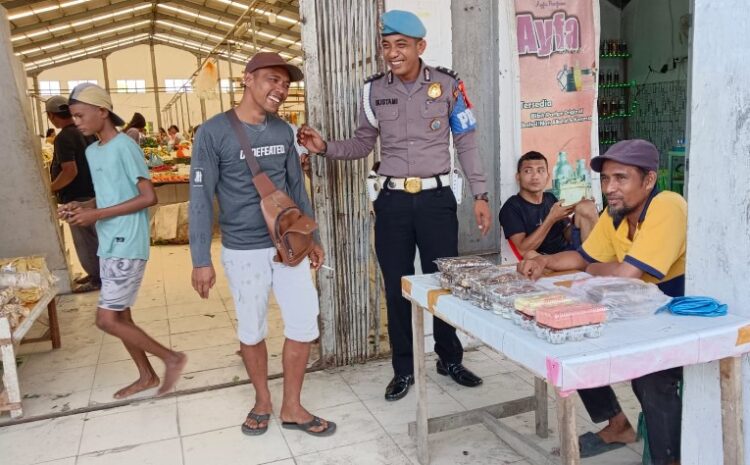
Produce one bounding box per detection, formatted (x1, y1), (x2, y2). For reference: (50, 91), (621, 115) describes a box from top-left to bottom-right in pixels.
(578, 431), (626, 458)
(241, 410), (271, 436)
(74, 274), (92, 285)
(282, 416), (336, 437)
(72, 281), (101, 293)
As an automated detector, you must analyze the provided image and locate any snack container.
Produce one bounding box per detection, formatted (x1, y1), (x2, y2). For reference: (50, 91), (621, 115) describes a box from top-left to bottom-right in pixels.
(491, 303), (514, 318)
(434, 256), (492, 274)
(514, 292), (575, 313)
(535, 302), (607, 330)
(487, 281), (541, 308)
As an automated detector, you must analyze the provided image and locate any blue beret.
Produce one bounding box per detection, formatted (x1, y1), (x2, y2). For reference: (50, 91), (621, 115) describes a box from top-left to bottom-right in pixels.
(381, 10), (426, 39)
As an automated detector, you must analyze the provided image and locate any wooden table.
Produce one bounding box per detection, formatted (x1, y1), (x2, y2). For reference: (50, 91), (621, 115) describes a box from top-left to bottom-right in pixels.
(0, 288), (60, 419)
(402, 273), (750, 464)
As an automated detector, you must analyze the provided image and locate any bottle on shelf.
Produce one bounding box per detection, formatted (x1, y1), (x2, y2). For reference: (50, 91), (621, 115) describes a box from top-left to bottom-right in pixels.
(606, 70), (612, 84)
(614, 69), (620, 83)
(610, 97), (618, 116)
(619, 96), (627, 116)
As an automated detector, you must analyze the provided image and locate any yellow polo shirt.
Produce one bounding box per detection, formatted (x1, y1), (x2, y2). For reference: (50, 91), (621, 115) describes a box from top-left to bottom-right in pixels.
(577, 189), (687, 296)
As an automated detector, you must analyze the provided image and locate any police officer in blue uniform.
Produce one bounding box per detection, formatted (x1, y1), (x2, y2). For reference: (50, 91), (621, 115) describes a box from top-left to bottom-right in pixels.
(299, 10), (491, 401)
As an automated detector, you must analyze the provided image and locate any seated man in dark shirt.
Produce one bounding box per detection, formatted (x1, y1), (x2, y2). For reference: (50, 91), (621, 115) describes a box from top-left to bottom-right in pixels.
(499, 151), (598, 258)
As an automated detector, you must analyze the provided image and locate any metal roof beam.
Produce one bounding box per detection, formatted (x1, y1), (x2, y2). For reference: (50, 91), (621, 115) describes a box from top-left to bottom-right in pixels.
(14, 12), (153, 56)
(151, 36), (247, 66)
(1, 0), (49, 10)
(11, 0), (148, 37)
(25, 37), (152, 74)
(154, 15), (301, 57)
(162, 0), (299, 38)
(21, 26), (153, 65)
(220, 0), (300, 20)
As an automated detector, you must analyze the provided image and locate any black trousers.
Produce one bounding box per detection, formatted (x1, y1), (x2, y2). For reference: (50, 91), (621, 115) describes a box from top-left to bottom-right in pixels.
(374, 186), (463, 376)
(578, 367), (682, 465)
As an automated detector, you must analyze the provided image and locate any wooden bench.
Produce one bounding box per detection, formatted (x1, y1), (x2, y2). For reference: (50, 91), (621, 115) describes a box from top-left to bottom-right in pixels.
(0, 288), (60, 419)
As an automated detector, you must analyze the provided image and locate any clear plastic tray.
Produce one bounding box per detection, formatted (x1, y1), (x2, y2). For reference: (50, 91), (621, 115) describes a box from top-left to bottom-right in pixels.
(486, 281), (541, 307)
(568, 277), (671, 320)
(434, 256), (492, 274)
(535, 323), (605, 344)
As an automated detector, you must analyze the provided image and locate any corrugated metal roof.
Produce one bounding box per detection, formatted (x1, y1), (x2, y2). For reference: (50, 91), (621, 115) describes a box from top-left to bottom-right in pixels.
(1, 0), (302, 73)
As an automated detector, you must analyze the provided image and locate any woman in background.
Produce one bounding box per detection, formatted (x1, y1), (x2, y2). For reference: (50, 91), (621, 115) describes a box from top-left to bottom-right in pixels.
(124, 112), (147, 145)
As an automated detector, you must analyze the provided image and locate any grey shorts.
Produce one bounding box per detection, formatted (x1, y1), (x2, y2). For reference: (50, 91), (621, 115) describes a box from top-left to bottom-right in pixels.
(98, 258), (147, 310)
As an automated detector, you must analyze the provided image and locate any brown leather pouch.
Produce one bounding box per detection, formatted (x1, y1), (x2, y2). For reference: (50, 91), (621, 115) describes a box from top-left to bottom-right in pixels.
(226, 110), (317, 266)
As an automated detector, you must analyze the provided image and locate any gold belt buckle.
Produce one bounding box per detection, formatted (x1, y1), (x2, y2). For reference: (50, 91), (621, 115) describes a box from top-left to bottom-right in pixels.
(403, 177), (422, 194)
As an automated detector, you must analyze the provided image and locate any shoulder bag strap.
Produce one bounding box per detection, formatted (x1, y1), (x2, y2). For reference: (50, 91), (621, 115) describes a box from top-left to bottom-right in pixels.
(225, 109), (276, 198)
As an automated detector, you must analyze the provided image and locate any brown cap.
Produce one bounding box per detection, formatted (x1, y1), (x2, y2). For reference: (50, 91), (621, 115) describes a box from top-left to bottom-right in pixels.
(590, 139), (660, 173)
(244, 52), (303, 82)
(45, 96), (69, 114)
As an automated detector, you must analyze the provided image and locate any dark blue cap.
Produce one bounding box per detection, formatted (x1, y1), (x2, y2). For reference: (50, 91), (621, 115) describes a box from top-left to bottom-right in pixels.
(381, 10), (426, 38)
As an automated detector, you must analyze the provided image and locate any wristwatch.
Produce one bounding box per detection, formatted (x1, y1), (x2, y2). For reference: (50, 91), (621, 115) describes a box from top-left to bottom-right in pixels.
(473, 192), (489, 202)
(318, 141), (328, 156)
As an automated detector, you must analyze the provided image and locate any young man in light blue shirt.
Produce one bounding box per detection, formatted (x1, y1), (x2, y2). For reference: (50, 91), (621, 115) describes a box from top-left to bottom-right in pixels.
(61, 83), (187, 399)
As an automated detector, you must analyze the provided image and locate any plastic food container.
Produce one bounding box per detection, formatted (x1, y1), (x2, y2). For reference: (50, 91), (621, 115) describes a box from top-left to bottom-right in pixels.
(434, 256), (492, 274)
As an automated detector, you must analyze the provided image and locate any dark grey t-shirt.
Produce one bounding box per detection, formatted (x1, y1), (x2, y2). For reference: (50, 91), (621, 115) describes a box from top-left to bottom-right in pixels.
(188, 112), (313, 267)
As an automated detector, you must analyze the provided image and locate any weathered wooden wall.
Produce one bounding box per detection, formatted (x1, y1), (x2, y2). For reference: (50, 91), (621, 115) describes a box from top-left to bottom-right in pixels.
(299, 0), (386, 366)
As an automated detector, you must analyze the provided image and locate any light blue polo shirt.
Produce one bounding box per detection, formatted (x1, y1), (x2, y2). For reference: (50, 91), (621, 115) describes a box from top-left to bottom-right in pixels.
(86, 133), (150, 260)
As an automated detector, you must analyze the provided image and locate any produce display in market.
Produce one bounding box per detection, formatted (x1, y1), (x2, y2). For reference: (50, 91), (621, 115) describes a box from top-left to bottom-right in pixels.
(144, 139), (192, 184)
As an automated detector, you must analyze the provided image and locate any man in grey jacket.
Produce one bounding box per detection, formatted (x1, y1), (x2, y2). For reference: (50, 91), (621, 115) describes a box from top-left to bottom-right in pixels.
(189, 52), (334, 437)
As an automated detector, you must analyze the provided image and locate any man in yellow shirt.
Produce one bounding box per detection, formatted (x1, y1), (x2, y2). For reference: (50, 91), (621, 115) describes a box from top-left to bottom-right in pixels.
(519, 139), (685, 465)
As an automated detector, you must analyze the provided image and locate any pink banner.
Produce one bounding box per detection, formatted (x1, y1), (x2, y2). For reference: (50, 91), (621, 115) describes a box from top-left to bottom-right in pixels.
(515, 0), (598, 203)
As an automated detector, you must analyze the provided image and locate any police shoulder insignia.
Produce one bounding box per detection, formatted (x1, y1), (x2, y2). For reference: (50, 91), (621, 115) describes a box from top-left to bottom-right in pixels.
(365, 72), (385, 83)
(435, 66), (459, 80)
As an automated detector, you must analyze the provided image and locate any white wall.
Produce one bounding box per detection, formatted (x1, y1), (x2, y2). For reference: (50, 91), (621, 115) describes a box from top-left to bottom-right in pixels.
(622, 0), (690, 83)
(28, 44), (303, 135)
(1, 9), (70, 291)
(682, 0), (750, 462)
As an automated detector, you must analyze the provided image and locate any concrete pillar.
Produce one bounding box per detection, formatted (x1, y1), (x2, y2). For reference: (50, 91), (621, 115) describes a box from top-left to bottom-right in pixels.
(149, 42), (162, 130)
(227, 57), (236, 107)
(196, 55), (207, 122)
(681, 1), (750, 463)
(450, 0), (505, 254)
(31, 74), (44, 137)
(178, 95), (186, 133)
(184, 88), (191, 130)
(0, 10), (70, 291)
(216, 56), (224, 112)
(101, 56), (111, 93)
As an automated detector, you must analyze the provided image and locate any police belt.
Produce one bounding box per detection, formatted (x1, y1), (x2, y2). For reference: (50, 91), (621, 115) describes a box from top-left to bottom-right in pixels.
(380, 174), (450, 194)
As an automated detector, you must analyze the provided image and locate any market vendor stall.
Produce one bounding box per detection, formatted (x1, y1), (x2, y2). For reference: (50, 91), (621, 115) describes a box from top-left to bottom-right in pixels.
(143, 139), (192, 243)
(402, 270), (750, 465)
(0, 256), (60, 419)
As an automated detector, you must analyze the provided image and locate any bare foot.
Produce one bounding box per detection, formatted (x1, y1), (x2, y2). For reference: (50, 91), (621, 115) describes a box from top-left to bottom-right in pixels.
(280, 405), (330, 433)
(157, 352), (187, 396)
(598, 422), (637, 444)
(113, 376), (160, 399)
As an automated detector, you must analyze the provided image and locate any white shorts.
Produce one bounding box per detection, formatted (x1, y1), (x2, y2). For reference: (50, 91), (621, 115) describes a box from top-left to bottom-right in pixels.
(221, 247), (320, 345)
(98, 258), (147, 311)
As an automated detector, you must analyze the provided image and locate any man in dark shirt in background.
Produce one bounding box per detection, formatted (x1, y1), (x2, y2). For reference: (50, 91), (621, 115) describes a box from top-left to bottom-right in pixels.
(46, 96), (100, 291)
(499, 151), (598, 258)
